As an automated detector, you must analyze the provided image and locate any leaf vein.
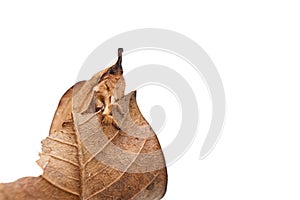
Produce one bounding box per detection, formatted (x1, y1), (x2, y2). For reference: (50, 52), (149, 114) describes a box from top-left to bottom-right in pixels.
(129, 172), (160, 200)
(42, 175), (80, 196)
(86, 139), (147, 200)
(48, 154), (79, 167)
(47, 136), (77, 147)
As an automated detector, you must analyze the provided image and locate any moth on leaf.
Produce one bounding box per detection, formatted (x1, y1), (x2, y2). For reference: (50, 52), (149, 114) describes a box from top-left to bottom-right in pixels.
(0, 48), (167, 200)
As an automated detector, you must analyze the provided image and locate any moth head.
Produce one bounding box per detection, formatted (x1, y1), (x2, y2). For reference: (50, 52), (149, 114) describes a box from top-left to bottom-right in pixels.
(98, 48), (124, 82)
(107, 63), (123, 76)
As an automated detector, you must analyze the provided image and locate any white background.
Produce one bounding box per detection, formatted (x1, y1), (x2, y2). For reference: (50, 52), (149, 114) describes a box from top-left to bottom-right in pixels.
(0, 1), (300, 199)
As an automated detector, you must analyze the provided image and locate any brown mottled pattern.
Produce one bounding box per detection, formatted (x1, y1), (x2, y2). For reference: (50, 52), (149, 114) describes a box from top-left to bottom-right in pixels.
(0, 56), (167, 199)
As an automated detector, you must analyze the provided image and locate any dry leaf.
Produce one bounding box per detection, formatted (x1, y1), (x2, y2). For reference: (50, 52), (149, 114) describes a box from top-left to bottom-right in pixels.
(0, 48), (167, 200)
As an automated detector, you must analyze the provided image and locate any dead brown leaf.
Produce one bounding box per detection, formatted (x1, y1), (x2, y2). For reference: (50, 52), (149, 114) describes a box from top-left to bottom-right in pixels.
(0, 49), (167, 200)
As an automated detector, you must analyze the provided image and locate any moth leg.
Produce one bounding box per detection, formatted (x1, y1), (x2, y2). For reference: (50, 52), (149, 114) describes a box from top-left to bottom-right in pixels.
(94, 98), (104, 112)
(111, 96), (124, 116)
(102, 96), (111, 116)
(102, 114), (120, 130)
(113, 103), (124, 116)
(101, 96), (120, 129)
